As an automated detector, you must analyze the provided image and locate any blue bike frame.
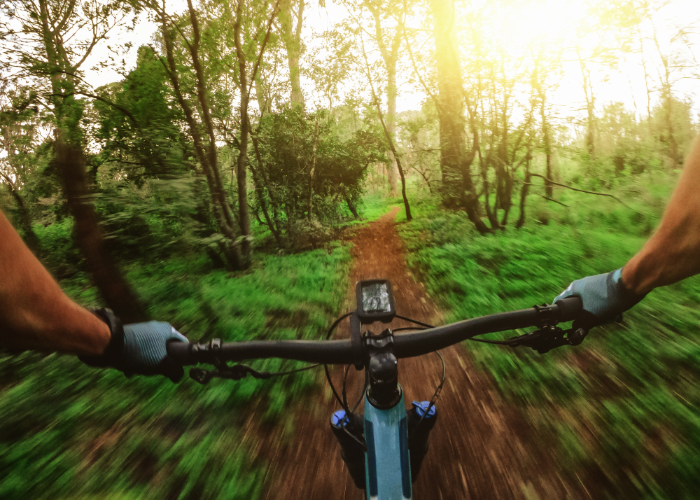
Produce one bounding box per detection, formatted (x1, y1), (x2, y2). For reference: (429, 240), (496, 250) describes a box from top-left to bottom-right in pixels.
(363, 388), (412, 500)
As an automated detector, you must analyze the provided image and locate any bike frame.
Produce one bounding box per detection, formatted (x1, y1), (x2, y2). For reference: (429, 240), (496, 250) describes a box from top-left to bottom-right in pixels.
(363, 389), (412, 500)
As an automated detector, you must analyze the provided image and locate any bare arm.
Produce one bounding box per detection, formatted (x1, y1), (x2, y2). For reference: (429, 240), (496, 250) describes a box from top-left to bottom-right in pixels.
(623, 134), (700, 295)
(0, 211), (110, 355)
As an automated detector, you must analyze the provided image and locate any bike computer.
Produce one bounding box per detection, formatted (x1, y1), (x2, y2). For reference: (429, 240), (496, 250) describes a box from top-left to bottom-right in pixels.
(356, 279), (396, 324)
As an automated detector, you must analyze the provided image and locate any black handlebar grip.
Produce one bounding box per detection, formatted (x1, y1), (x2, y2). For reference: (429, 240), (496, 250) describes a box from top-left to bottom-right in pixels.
(555, 296), (583, 322)
(166, 341), (193, 365)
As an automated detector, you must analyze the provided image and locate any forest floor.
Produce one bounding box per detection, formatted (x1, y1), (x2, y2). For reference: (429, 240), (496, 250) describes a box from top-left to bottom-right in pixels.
(248, 207), (590, 500)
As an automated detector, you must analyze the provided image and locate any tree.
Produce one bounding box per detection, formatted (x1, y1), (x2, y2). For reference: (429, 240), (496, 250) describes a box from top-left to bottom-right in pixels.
(252, 106), (384, 245)
(92, 47), (191, 179)
(0, 87), (44, 253)
(617, 0), (699, 167)
(138, 0), (279, 269)
(570, 3), (618, 161)
(356, 0), (406, 194)
(431, 0), (487, 232)
(0, 0), (148, 322)
(359, 31), (412, 220)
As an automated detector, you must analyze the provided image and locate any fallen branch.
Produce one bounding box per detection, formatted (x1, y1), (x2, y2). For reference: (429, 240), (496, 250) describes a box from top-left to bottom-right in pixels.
(529, 174), (633, 209)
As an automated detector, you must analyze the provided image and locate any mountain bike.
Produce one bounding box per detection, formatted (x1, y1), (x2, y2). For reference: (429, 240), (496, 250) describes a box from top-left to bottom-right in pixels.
(167, 279), (587, 499)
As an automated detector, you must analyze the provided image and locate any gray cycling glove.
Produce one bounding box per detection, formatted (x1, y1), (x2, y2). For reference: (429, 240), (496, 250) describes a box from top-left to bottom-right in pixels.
(553, 268), (647, 327)
(80, 309), (188, 382)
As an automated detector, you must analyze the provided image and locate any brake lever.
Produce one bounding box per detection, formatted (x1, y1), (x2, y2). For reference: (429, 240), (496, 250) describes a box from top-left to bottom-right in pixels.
(189, 364), (273, 384)
(509, 325), (589, 354)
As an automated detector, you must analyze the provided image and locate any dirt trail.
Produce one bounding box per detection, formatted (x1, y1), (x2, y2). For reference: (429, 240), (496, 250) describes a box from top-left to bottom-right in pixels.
(257, 208), (586, 499)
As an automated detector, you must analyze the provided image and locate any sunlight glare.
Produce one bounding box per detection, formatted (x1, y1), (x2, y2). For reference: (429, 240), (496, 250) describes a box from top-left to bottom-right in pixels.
(497, 0), (588, 53)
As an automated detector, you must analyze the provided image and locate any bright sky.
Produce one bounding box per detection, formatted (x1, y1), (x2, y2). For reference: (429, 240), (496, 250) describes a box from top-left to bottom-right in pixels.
(83, 0), (700, 123)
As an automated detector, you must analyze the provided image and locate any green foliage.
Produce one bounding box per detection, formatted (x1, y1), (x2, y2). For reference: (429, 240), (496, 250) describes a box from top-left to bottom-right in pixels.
(398, 180), (700, 497)
(93, 46), (190, 180)
(34, 218), (83, 278)
(397, 103), (441, 197)
(251, 106), (386, 243)
(95, 176), (207, 260)
(0, 245), (352, 499)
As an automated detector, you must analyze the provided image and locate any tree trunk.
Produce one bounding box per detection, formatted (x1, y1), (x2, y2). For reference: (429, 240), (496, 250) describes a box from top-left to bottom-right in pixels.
(186, 0), (237, 233)
(250, 164), (284, 248)
(515, 154), (531, 229)
(233, 0), (252, 267)
(365, 1), (401, 195)
(360, 33), (412, 222)
(345, 194), (360, 219)
(431, 0), (488, 234)
(576, 46), (596, 159)
(255, 76), (269, 115)
(279, 0), (305, 107)
(386, 62), (399, 194)
(432, 0), (463, 207)
(372, 97), (412, 222)
(663, 84), (679, 167)
(307, 119), (319, 221)
(236, 116), (252, 266)
(250, 135), (285, 248)
(541, 97), (553, 198)
(478, 147), (499, 230)
(160, 25), (243, 270)
(640, 35), (653, 138)
(252, 134), (284, 233)
(54, 136), (148, 323)
(496, 95), (510, 214)
(652, 30), (680, 167)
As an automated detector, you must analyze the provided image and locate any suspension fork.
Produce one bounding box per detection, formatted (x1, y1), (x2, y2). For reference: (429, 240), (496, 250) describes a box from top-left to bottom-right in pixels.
(330, 328), (438, 497)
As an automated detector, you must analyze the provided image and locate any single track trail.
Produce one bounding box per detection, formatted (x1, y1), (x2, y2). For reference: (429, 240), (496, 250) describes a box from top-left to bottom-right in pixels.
(255, 207), (587, 500)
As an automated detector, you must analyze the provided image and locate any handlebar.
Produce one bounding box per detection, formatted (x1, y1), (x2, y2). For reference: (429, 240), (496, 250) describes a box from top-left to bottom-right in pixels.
(167, 338), (356, 366)
(167, 297), (583, 366)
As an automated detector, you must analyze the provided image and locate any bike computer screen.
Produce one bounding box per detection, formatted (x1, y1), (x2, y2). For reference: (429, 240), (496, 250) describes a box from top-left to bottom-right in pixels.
(356, 279), (396, 324)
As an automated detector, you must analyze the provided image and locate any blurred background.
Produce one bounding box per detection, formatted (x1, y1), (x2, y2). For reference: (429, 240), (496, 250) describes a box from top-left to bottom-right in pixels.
(1, 0), (700, 498)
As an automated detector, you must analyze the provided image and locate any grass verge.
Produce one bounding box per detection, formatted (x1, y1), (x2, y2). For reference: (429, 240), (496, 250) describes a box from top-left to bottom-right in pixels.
(0, 244), (352, 500)
(398, 179), (700, 499)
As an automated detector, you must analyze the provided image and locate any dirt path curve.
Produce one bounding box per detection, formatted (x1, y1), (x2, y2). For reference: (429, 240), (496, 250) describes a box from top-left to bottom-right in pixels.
(258, 208), (586, 500)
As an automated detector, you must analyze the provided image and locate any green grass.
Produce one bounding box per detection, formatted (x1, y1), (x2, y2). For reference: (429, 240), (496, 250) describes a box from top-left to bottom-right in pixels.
(397, 176), (700, 498)
(356, 190), (400, 222)
(0, 244), (352, 500)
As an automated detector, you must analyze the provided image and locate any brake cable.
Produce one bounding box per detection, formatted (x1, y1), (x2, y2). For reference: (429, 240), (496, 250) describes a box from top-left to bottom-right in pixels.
(374, 316), (447, 444)
(190, 362), (321, 384)
(324, 312), (354, 410)
(464, 304), (590, 354)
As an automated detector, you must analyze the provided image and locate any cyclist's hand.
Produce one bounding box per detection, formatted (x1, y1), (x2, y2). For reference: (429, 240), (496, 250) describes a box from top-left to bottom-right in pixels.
(121, 322), (188, 382)
(553, 268), (646, 327)
(81, 311), (188, 383)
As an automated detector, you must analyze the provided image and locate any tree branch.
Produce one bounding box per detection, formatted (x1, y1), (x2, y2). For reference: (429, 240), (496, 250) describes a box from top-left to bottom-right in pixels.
(401, 5), (444, 119)
(359, 32), (411, 221)
(529, 174), (633, 208)
(248, 0), (282, 100)
(542, 196), (568, 207)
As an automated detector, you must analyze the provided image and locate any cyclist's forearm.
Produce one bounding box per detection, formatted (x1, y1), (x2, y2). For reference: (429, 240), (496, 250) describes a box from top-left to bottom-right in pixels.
(623, 135), (700, 295)
(0, 211), (110, 355)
